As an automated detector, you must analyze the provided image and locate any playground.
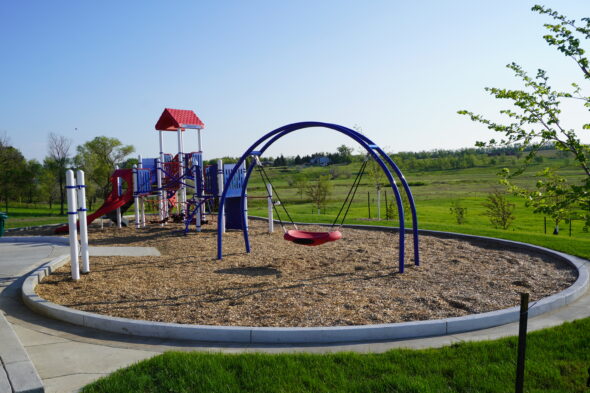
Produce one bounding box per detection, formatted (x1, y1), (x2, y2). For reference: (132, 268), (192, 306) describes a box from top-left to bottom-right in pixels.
(29, 109), (578, 328)
(36, 218), (576, 327)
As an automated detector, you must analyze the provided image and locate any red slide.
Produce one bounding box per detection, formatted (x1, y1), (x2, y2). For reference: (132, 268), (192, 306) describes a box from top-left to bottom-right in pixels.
(55, 169), (134, 234)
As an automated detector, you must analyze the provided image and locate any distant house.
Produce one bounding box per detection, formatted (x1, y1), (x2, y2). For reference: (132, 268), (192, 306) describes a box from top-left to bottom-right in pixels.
(310, 156), (331, 166)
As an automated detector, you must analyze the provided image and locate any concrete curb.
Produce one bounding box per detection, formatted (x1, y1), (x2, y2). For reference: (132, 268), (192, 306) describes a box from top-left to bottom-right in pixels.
(0, 237), (69, 245)
(0, 312), (44, 393)
(5, 223), (64, 233)
(21, 230), (589, 344)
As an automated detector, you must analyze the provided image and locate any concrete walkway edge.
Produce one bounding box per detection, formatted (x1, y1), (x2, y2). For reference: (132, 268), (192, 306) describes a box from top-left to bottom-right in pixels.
(0, 311), (44, 393)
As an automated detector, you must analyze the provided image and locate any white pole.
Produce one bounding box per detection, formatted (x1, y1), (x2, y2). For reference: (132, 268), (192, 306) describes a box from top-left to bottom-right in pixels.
(115, 164), (122, 228)
(267, 182), (273, 233)
(137, 156), (144, 227)
(159, 130), (164, 163)
(197, 129), (202, 152)
(158, 130), (168, 223)
(196, 144), (205, 225)
(66, 170), (80, 281)
(217, 159), (225, 233)
(76, 170), (90, 273)
(177, 128), (186, 217)
(377, 188), (381, 220)
(133, 164), (140, 229)
(140, 197), (146, 227)
(156, 158), (164, 225)
(181, 130), (187, 216)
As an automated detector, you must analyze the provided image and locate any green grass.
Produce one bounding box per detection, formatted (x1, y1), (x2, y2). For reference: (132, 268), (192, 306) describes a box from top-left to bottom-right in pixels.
(82, 318), (590, 393)
(0, 203), (67, 228)
(243, 160), (590, 259)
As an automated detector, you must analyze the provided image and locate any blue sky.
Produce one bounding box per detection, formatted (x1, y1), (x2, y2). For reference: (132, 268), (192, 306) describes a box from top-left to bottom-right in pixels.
(1, 1), (588, 162)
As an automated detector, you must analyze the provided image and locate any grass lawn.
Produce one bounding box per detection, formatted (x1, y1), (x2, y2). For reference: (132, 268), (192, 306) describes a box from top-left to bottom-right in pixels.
(82, 318), (590, 393)
(244, 160), (590, 259)
(1, 204), (66, 229)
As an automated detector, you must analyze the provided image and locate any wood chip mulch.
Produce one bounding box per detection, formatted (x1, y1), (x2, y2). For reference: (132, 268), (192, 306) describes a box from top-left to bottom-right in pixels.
(36, 218), (577, 327)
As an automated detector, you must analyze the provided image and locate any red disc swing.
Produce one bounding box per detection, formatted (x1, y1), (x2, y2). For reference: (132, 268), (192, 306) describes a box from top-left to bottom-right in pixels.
(256, 157), (368, 247)
(283, 229), (342, 246)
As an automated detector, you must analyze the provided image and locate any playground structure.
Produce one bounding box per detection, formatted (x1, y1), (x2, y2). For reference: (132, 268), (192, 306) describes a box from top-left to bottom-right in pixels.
(27, 120), (586, 345)
(56, 108), (249, 235)
(57, 112), (419, 274)
(218, 121), (420, 273)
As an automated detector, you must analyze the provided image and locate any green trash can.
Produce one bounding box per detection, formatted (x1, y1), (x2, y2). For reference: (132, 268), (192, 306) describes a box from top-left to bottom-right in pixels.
(0, 212), (7, 237)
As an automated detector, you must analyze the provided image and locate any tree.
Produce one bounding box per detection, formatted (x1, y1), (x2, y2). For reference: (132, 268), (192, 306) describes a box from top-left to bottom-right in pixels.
(482, 191), (516, 230)
(458, 5), (590, 227)
(40, 159), (60, 209)
(385, 190), (411, 221)
(74, 136), (135, 199)
(366, 157), (385, 189)
(121, 157), (139, 169)
(0, 135), (27, 212)
(449, 200), (467, 225)
(47, 133), (72, 215)
(22, 159), (43, 204)
(336, 145), (354, 164)
(273, 155), (287, 167)
(367, 156), (386, 219)
(306, 175), (332, 214)
(509, 168), (573, 234)
(294, 175), (309, 200)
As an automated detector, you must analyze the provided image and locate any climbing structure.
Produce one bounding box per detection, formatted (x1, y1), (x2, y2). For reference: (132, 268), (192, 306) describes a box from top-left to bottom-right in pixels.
(57, 108), (247, 234)
(135, 108), (247, 232)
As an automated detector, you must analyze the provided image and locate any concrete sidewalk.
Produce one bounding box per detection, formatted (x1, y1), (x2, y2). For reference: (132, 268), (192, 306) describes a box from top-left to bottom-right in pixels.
(0, 240), (162, 393)
(0, 240), (65, 393)
(1, 239), (589, 393)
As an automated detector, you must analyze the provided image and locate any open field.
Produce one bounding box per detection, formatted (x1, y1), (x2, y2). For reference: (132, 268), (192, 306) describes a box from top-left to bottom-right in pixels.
(245, 155), (588, 236)
(4, 152), (587, 232)
(5, 153), (590, 259)
(1, 203), (66, 229)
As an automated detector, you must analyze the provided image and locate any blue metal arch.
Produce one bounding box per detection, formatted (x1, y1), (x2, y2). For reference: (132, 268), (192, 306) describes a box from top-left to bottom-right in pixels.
(217, 121), (419, 273)
(237, 127), (420, 267)
(237, 129), (407, 258)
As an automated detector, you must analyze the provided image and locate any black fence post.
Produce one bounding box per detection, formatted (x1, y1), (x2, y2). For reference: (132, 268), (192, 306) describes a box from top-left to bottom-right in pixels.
(515, 292), (529, 393)
(544, 217), (547, 234)
(367, 191), (371, 219)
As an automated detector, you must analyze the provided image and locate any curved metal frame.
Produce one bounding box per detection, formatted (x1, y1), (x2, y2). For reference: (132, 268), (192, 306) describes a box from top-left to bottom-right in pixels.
(217, 121), (419, 273)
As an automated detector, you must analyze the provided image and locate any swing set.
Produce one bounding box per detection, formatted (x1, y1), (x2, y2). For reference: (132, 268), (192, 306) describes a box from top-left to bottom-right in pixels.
(255, 156), (370, 246)
(217, 121), (420, 273)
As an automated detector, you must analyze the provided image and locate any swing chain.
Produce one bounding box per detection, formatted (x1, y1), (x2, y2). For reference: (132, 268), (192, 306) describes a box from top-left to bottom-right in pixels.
(253, 156), (297, 232)
(330, 158), (369, 230)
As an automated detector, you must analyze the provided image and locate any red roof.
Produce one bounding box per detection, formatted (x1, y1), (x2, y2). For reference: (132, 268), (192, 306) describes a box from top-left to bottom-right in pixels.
(155, 108), (205, 131)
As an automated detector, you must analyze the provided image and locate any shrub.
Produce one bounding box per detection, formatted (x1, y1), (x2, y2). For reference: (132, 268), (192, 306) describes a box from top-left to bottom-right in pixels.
(483, 191), (516, 229)
(449, 200), (467, 224)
